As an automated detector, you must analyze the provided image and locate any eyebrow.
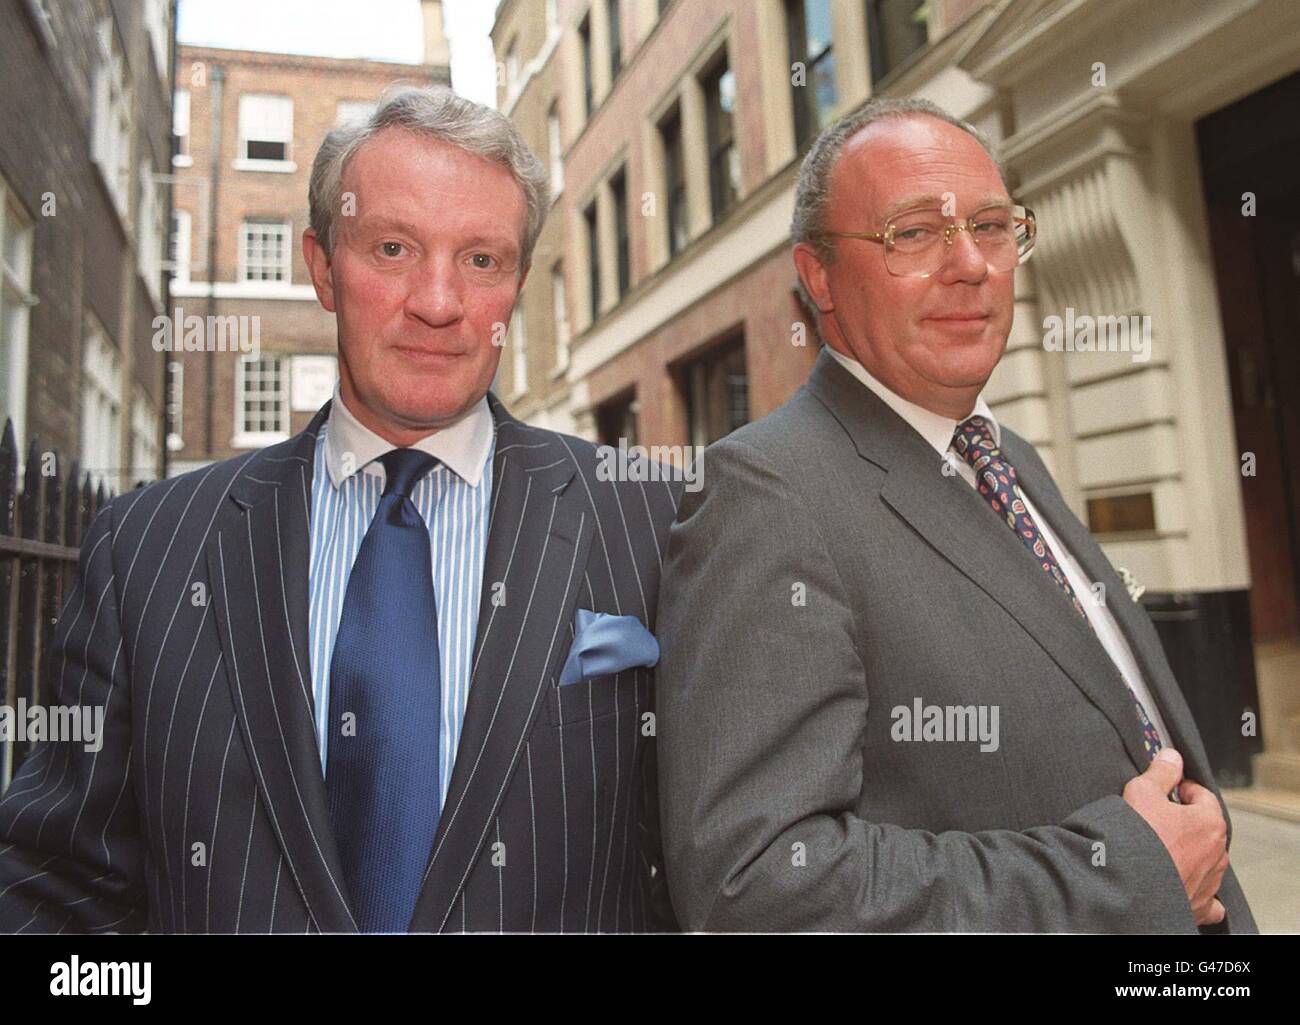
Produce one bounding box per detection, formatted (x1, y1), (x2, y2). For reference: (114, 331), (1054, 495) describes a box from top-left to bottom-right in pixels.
(352, 218), (519, 254)
(879, 193), (1013, 221)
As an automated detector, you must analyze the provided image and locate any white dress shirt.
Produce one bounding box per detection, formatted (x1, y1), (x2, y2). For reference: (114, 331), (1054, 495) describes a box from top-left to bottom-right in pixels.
(824, 344), (1173, 746)
(307, 383), (495, 800)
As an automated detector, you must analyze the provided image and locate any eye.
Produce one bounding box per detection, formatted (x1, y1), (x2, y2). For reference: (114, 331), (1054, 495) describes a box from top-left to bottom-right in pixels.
(470, 253), (497, 269)
(379, 241), (405, 258)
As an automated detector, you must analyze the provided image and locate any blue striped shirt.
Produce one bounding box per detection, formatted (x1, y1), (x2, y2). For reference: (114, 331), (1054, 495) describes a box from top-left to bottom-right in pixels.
(306, 388), (495, 805)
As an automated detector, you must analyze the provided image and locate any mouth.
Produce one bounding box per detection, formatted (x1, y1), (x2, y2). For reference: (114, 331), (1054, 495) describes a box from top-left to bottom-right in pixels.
(392, 344), (469, 364)
(924, 313), (991, 333)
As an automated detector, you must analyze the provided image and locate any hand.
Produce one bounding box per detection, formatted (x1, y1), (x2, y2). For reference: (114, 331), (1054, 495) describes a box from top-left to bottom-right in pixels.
(1122, 748), (1229, 926)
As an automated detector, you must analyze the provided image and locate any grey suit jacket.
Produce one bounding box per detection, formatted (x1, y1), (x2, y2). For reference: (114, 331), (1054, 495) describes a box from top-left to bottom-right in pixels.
(0, 395), (681, 932)
(656, 347), (1257, 933)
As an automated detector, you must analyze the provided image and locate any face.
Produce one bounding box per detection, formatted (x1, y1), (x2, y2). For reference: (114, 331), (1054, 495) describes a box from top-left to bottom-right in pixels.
(303, 127), (530, 445)
(793, 115), (1016, 419)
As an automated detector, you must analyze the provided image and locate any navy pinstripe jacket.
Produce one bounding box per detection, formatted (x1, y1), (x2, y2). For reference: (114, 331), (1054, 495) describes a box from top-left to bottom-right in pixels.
(0, 395), (682, 933)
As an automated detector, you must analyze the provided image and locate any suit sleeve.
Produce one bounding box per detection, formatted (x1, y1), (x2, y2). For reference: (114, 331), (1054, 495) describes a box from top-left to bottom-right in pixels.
(655, 435), (1197, 932)
(0, 499), (149, 933)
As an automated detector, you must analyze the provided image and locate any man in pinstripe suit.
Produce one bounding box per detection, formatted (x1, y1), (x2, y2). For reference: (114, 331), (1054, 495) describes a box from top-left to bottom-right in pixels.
(0, 87), (680, 933)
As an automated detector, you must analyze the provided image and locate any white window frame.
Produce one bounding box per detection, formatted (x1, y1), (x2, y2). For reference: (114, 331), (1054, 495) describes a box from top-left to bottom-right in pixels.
(0, 182), (35, 455)
(172, 88), (192, 167)
(511, 310), (528, 397)
(239, 218), (292, 284)
(168, 208), (192, 284)
(233, 354), (290, 448)
(130, 385), (161, 484)
(551, 262), (569, 375)
(138, 166), (167, 304)
(81, 316), (123, 491)
(91, 18), (133, 221)
(235, 94), (296, 173)
(142, 0), (169, 84)
(166, 359), (184, 452)
(548, 104), (564, 197)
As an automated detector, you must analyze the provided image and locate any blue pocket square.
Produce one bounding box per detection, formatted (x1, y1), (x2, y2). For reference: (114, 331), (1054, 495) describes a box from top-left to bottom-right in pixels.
(558, 609), (660, 686)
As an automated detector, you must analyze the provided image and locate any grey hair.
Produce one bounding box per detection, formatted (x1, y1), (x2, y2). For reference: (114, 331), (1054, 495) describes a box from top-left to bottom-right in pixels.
(308, 85), (550, 271)
(790, 97), (1006, 316)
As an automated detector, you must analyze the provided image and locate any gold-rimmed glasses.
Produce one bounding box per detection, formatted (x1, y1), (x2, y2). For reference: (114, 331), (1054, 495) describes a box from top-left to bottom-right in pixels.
(816, 203), (1037, 278)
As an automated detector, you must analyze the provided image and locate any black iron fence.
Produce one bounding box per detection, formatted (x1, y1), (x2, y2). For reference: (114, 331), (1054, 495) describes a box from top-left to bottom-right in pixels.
(0, 418), (110, 791)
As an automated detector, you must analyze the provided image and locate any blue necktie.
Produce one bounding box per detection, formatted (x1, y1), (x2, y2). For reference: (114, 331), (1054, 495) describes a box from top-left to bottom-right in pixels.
(326, 448), (442, 932)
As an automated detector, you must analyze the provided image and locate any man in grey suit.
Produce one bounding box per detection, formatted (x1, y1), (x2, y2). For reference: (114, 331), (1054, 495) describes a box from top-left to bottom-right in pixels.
(655, 97), (1256, 933)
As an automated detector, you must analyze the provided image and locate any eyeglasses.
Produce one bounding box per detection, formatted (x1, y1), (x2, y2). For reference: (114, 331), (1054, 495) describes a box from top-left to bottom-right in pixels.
(816, 203), (1037, 278)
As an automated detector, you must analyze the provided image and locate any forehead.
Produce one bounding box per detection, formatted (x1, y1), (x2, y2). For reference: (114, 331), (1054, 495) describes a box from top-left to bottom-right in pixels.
(830, 115), (1007, 219)
(341, 126), (526, 239)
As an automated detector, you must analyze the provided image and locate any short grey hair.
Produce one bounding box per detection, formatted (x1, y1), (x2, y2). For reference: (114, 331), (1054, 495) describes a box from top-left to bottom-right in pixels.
(308, 85), (550, 271)
(790, 97), (1006, 315)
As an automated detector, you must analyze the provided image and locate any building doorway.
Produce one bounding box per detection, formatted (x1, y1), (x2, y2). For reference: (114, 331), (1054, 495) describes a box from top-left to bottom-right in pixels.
(1199, 71), (1300, 795)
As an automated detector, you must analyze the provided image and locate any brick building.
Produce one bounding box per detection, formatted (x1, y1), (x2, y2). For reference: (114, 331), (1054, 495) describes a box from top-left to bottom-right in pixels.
(495, 0), (1300, 806)
(165, 0), (451, 473)
(1, 0), (175, 490)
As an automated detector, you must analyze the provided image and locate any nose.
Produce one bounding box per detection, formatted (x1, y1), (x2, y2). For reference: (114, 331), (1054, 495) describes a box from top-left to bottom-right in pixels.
(404, 252), (465, 326)
(938, 223), (989, 284)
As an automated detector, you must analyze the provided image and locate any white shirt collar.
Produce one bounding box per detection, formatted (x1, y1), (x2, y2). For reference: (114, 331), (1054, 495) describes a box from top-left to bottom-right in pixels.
(322, 381), (494, 490)
(823, 344), (1000, 456)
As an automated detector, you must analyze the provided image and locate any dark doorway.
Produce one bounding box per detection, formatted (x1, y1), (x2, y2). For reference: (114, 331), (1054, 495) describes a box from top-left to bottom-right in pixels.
(1198, 72), (1300, 645)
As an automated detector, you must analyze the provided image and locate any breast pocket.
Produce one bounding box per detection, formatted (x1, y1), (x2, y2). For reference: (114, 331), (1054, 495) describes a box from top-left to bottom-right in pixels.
(546, 671), (633, 726)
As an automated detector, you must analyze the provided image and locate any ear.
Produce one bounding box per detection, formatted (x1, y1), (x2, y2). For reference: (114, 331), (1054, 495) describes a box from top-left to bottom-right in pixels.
(792, 242), (835, 314)
(303, 228), (336, 313)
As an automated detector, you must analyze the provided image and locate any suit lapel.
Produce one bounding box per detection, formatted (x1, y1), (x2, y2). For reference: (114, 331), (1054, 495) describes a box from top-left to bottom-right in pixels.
(205, 401), (358, 933)
(1000, 447), (1217, 785)
(805, 350), (1153, 772)
(409, 394), (593, 932)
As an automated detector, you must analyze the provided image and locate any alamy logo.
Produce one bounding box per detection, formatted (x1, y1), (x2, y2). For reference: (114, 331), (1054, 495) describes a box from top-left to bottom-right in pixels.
(50, 957), (151, 1005)
(151, 305), (261, 356)
(891, 698), (1000, 752)
(1042, 307), (1150, 363)
(595, 438), (704, 493)
(0, 699), (103, 752)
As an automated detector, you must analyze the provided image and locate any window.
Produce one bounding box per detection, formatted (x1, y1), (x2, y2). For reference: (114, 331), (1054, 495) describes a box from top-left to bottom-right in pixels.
(142, 0), (169, 80)
(661, 107), (688, 257)
(91, 18), (132, 217)
(138, 165), (167, 301)
(552, 262), (570, 372)
(169, 209), (192, 283)
(0, 186), (34, 451)
(610, 169), (630, 299)
(335, 100), (376, 127)
(548, 103), (564, 195)
(585, 201), (601, 322)
(130, 386), (160, 484)
(234, 355), (289, 445)
(237, 94), (294, 168)
(702, 56), (739, 223)
(866, 0), (929, 84)
(240, 219), (292, 283)
(505, 39), (520, 98)
(787, 0), (836, 150)
(608, 0), (623, 80)
(596, 391), (638, 447)
(511, 310), (528, 397)
(172, 89), (191, 166)
(81, 318), (123, 490)
(579, 16), (594, 119)
(681, 335), (749, 448)
(166, 360), (184, 451)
